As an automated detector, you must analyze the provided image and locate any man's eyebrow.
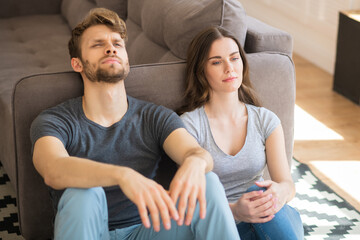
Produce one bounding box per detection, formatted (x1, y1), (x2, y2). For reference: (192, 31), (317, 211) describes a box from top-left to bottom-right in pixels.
(90, 39), (104, 43)
(208, 51), (239, 60)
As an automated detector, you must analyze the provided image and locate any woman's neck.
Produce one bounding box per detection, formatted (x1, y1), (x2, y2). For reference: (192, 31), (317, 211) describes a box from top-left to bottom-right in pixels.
(205, 92), (245, 119)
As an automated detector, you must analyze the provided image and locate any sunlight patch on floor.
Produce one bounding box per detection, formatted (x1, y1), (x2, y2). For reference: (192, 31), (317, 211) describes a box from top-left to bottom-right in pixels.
(310, 160), (360, 204)
(294, 105), (344, 141)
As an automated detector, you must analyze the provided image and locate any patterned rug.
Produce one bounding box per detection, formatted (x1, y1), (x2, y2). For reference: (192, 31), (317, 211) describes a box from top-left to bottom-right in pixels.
(289, 159), (360, 239)
(0, 160), (359, 239)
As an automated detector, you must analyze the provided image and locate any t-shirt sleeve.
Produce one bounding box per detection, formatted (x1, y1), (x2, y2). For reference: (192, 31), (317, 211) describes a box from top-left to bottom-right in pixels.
(148, 105), (185, 147)
(180, 111), (200, 142)
(30, 109), (71, 151)
(260, 107), (281, 140)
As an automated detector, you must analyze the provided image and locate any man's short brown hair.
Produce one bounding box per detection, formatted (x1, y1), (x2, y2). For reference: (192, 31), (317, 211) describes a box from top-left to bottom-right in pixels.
(68, 8), (127, 59)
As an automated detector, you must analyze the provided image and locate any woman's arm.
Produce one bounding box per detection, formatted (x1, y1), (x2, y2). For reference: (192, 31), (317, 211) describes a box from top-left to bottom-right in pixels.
(256, 124), (295, 208)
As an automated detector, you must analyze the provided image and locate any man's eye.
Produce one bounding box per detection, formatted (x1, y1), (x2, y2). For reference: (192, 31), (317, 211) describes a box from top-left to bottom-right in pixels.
(92, 44), (102, 47)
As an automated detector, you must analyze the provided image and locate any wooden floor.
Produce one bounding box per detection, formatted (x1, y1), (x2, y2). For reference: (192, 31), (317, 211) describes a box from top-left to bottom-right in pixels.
(293, 53), (360, 211)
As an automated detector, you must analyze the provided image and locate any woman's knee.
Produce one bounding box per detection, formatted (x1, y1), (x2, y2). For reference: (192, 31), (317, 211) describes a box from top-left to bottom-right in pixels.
(246, 184), (266, 193)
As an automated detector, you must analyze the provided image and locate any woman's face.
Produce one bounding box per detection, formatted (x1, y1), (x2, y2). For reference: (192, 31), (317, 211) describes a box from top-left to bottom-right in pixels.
(204, 37), (243, 95)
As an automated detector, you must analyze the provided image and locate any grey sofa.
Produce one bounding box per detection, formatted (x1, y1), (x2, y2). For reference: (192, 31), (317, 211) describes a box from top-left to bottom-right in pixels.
(1, 0), (295, 238)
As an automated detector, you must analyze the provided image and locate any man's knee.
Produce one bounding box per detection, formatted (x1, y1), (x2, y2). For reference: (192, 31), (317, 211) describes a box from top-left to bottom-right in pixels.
(58, 187), (107, 218)
(55, 187), (109, 239)
(205, 172), (227, 205)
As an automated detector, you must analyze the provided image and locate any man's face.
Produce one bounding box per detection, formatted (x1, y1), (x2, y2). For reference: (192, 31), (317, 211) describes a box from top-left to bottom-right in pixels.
(77, 24), (129, 83)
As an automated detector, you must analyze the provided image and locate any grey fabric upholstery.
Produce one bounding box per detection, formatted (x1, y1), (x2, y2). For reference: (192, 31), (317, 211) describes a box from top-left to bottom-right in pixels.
(0, 14), (72, 189)
(61, 0), (128, 29)
(126, 0), (247, 64)
(0, 0), (295, 238)
(245, 16), (293, 57)
(0, 0), (62, 18)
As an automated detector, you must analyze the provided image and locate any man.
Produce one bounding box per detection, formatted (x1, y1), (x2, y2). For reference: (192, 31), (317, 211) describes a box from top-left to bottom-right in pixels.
(31, 8), (239, 240)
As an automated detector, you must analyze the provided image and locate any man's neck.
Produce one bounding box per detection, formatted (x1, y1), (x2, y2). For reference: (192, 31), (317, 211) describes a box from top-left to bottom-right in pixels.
(82, 80), (128, 127)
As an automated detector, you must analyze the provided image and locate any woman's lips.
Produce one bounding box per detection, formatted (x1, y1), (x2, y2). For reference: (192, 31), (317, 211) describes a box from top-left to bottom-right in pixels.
(223, 76), (237, 82)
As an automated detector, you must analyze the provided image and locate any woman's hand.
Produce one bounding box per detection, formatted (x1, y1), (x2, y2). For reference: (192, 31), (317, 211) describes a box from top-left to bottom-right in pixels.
(229, 188), (276, 223)
(255, 180), (289, 214)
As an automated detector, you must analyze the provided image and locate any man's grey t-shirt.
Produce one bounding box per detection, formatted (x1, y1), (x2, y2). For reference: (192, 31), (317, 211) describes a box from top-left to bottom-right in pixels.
(181, 104), (280, 203)
(30, 96), (184, 230)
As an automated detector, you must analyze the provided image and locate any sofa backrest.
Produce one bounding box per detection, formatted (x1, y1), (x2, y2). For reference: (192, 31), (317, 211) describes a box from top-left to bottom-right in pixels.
(0, 0), (62, 18)
(126, 0), (247, 65)
(61, 0), (128, 29)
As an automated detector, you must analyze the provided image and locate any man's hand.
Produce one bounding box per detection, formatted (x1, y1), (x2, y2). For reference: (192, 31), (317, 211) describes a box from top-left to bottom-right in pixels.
(168, 158), (207, 226)
(162, 128), (213, 226)
(118, 168), (179, 232)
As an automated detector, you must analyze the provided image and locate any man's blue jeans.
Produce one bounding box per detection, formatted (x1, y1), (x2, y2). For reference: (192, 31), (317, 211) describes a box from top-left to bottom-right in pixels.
(236, 185), (304, 240)
(54, 172), (240, 240)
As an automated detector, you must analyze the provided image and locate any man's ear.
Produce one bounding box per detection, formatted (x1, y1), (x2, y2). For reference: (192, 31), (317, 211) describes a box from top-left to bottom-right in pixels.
(71, 58), (83, 73)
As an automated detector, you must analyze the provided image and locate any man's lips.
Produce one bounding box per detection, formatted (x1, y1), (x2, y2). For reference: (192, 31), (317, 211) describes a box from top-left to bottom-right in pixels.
(101, 58), (121, 64)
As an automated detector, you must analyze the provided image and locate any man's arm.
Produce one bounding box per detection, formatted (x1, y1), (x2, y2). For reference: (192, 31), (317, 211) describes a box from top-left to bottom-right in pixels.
(33, 136), (127, 189)
(33, 135), (179, 232)
(162, 128), (214, 226)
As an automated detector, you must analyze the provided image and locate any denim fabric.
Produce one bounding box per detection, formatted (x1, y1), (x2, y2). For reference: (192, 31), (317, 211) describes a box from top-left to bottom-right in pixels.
(236, 185), (304, 240)
(54, 172), (240, 240)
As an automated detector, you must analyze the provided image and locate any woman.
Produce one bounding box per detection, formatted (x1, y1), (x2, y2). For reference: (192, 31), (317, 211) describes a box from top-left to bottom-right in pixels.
(178, 26), (304, 239)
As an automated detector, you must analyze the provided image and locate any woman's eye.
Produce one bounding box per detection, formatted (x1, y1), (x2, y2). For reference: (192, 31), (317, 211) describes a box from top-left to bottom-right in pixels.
(212, 61), (221, 65)
(232, 57), (239, 61)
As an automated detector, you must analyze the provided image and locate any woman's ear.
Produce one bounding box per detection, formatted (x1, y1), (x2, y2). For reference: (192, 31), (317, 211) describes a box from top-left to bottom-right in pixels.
(71, 58), (83, 72)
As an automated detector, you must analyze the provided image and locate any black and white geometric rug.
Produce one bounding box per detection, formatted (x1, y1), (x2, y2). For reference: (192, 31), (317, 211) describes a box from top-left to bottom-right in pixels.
(0, 160), (359, 239)
(0, 162), (23, 240)
(289, 159), (360, 239)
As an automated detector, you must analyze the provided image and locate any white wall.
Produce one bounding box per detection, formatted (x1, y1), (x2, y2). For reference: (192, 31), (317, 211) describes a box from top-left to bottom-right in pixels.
(240, 0), (360, 74)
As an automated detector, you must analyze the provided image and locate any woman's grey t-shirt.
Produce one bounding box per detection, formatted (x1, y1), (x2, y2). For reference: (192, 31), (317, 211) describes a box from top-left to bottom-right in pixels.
(181, 104), (280, 203)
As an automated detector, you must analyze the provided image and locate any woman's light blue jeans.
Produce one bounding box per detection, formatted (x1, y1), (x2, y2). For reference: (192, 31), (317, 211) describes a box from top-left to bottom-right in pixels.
(236, 185), (304, 240)
(54, 172), (240, 240)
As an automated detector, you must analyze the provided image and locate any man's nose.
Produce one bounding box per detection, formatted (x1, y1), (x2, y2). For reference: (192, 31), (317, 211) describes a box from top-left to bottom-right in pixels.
(105, 44), (117, 55)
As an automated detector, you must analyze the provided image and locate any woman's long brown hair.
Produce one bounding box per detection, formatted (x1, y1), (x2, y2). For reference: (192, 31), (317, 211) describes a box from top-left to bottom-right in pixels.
(177, 26), (260, 115)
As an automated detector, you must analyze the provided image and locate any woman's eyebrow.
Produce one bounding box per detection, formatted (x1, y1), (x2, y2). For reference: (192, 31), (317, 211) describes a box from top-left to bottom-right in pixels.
(208, 55), (222, 60)
(208, 51), (239, 60)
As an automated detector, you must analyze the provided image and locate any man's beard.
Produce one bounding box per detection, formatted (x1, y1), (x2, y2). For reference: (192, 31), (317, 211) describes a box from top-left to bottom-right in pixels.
(82, 58), (129, 83)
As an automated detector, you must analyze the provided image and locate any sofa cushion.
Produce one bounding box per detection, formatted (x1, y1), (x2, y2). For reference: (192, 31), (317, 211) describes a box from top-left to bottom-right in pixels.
(127, 0), (247, 62)
(245, 16), (293, 57)
(61, 0), (128, 29)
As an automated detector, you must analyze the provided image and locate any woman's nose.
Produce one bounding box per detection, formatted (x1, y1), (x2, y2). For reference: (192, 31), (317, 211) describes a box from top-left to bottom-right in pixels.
(225, 61), (234, 73)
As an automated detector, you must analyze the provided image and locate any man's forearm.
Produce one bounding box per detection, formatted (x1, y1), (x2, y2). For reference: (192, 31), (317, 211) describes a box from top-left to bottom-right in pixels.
(40, 155), (128, 190)
(181, 147), (213, 173)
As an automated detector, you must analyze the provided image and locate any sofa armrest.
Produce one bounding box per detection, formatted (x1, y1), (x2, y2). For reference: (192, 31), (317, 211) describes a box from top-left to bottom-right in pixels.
(244, 16), (293, 57)
(0, 0), (62, 18)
